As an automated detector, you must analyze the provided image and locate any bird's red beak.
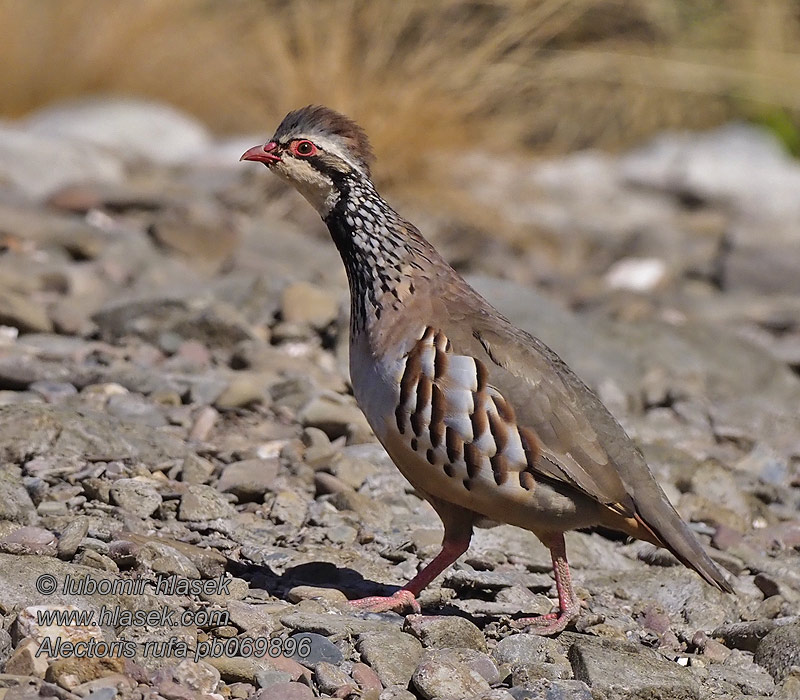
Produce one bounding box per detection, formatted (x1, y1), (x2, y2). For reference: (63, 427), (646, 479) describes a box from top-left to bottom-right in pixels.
(240, 141), (281, 164)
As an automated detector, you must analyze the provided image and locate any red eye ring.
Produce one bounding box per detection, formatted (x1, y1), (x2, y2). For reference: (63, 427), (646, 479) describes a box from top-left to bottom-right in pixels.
(292, 140), (317, 157)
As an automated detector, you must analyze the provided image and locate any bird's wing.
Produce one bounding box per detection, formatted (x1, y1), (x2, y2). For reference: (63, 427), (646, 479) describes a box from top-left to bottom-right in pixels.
(436, 291), (640, 515)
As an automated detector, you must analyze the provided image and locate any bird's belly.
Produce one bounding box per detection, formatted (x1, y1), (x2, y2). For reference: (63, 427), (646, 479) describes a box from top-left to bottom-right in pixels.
(377, 425), (601, 534)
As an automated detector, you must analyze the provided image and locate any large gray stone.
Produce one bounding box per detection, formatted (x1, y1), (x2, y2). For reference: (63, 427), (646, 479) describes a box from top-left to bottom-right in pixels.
(287, 632), (343, 666)
(411, 648), (491, 700)
(404, 614), (487, 652)
(0, 403), (187, 464)
(568, 639), (700, 699)
(509, 679), (592, 700)
(581, 567), (733, 632)
(0, 124), (123, 200)
(109, 478), (163, 518)
(0, 466), (36, 524)
(178, 484), (236, 521)
(0, 552), (171, 614)
(218, 458), (279, 501)
(755, 622), (800, 683)
(25, 98), (212, 166)
(493, 634), (572, 683)
(357, 631), (423, 688)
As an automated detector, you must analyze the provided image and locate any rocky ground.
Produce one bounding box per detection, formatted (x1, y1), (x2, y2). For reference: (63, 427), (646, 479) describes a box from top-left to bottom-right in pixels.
(0, 99), (798, 700)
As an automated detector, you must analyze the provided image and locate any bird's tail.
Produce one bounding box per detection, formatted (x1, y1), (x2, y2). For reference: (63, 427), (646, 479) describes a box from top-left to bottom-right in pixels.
(610, 497), (734, 593)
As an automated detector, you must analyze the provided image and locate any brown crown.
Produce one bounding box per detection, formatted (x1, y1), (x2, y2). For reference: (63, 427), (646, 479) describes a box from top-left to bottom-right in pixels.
(274, 105), (375, 175)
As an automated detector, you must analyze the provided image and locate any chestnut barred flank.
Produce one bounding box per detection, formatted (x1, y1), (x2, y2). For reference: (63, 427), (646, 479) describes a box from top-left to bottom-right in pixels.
(274, 104), (375, 176)
(394, 325), (553, 495)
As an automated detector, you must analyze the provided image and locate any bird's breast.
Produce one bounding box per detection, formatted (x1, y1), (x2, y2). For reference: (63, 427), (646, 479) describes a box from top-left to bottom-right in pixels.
(348, 331), (411, 442)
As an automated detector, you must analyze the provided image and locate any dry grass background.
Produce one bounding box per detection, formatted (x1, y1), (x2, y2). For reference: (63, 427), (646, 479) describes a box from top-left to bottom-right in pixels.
(1, 0), (799, 204)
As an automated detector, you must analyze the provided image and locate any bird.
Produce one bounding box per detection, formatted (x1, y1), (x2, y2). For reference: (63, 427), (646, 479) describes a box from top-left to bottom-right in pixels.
(241, 105), (733, 634)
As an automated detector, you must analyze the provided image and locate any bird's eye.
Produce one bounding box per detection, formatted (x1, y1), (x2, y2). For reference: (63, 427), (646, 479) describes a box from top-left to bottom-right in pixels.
(292, 140), (316, 157)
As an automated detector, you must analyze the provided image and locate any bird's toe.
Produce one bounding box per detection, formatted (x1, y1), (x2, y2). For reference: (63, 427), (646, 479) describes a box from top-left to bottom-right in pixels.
(347, 589), (421, 614)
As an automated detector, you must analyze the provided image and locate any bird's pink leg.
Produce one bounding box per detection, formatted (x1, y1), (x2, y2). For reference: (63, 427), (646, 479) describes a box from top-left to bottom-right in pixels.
(513, 533), (580, 635)
(348, 532), (471, 614)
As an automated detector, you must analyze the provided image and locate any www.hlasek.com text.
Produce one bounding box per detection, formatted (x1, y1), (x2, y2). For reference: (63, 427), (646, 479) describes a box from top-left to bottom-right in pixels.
(34, 604), (229, 630)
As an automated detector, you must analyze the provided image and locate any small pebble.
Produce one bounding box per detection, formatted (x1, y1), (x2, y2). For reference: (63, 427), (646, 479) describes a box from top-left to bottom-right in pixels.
(288, 632), (343, 666)
(0, 526), (58, 556)
(109, 477), (162, 518)
(57, 517), (90, 560)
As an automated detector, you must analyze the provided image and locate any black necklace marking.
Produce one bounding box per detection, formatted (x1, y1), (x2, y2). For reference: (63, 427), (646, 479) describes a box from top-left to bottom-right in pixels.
(324, 175), (430, 335)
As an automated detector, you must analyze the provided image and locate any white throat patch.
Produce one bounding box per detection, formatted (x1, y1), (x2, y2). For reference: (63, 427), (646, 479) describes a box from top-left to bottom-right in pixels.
(276, 159), (340, 217)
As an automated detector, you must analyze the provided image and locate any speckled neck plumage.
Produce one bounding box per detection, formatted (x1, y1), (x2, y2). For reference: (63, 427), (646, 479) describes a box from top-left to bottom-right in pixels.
(324, 174), (438, 336)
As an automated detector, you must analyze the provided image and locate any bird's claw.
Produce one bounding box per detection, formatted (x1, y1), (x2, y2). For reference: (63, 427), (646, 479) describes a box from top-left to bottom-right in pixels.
(347, 589), (421, 614)
(512, 605), (579, 636)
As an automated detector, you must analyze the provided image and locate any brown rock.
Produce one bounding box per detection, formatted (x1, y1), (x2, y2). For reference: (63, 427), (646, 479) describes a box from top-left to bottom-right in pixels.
(404, 615), (487, 652)
(286, 586), (348, 605)
(218, 458), (279, 501)
(281, 281), (339, 329)
(352, 662), (383, 692)
(0, 288), (53, 333)
(5, 637), (48, 677)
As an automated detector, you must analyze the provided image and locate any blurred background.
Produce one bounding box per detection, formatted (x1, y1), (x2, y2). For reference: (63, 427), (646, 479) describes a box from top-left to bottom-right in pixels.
(0, 0), (798, 386)
(0, 0), (799, 404)
(3, 0), (799, 178)
(3, 0), (800, 256)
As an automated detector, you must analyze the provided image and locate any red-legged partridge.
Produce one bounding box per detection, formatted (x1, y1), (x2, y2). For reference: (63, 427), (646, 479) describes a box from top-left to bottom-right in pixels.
(241, 105), (733, 634)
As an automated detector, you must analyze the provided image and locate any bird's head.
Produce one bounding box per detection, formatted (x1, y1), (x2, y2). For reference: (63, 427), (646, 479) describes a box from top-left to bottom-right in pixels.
(241, 105), (375, 216)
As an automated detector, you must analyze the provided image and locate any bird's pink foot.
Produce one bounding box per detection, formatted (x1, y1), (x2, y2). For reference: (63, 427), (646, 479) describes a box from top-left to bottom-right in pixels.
(347, 589), (421, 614)
(345, 530), (470, 616)
(513, 533), (580, 635)
(512, 603), (579, 636)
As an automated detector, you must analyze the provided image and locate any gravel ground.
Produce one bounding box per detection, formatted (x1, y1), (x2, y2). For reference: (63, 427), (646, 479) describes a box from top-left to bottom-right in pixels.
(0, 100), (798, 700)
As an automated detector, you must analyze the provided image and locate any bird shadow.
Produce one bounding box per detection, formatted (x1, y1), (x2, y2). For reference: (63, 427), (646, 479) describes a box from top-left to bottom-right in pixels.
(228, 559), (399, 600)
(228, 558), (514, 627)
